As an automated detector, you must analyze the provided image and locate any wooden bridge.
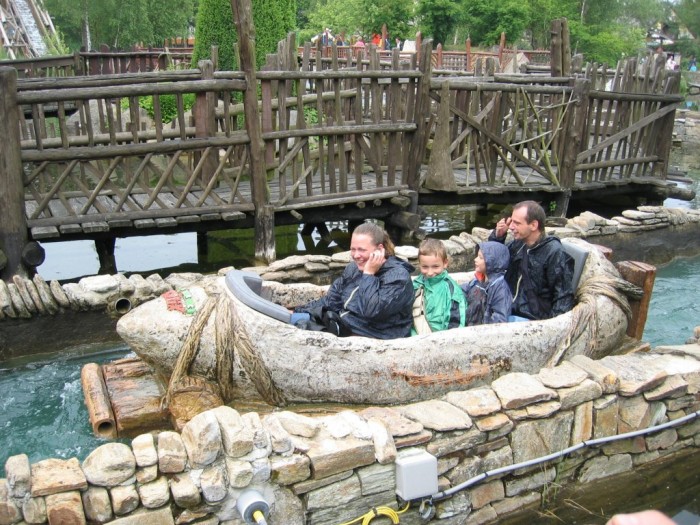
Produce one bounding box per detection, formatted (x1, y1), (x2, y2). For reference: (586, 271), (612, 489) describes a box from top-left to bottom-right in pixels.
(0, 11), (687, 279)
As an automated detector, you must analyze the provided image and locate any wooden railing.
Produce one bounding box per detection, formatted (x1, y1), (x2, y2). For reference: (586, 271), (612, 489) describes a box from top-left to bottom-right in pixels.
(0, 19), (682, 277)
(0, 46), (194, 79)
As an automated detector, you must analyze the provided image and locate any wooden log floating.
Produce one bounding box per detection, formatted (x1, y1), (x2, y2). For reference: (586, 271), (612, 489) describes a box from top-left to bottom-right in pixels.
(81, 363), (117, 439)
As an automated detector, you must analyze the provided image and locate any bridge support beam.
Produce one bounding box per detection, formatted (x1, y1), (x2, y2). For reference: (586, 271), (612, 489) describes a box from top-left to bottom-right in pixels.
(232, 0), (276, 263)
(95, 238), (117, 275)
(0, 67), (30, 281)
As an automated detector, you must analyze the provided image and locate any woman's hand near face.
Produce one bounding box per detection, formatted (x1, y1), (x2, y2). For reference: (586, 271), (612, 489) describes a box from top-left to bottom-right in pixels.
(363, 248), (386, 275)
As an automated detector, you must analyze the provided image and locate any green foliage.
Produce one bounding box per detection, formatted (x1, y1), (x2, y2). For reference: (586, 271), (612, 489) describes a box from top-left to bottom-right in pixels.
(44, 30), (70, 56)
(191, 0), (238, 70)
(192, 0), (297, 71)
(43, 0), (196, 51)
(121, 93), (196, 123)
(461, 0), (531, 46)
(306, 0), (412, 41)
(568, 20), (645, 64)
(675, 0), (700, 39)
(416, 0), (460, 45)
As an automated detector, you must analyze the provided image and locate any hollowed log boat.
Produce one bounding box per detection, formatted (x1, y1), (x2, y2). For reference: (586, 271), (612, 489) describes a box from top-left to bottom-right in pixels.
(116, 238), (637, 406)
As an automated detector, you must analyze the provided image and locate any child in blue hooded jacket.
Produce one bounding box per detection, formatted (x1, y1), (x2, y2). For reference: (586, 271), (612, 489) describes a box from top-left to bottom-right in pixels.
(462, 241), (513, 325)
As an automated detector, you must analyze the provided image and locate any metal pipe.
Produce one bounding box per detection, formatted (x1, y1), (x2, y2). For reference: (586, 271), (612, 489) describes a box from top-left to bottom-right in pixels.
(432, 409), (700, 500)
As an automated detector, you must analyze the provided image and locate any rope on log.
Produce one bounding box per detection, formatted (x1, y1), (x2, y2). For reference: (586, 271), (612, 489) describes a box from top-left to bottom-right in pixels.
(162, 287), (286, 408)
(162, 295), (217, 409)
(548, 272), (639, 367)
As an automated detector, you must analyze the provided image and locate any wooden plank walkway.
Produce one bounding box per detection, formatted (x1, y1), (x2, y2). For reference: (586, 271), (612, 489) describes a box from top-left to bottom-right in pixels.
(26, 163), (685, 242)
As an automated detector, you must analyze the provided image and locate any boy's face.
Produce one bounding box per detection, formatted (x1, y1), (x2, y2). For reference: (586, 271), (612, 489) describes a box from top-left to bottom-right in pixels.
(474, 251), (487, 275)
(419, 253), (447, 278)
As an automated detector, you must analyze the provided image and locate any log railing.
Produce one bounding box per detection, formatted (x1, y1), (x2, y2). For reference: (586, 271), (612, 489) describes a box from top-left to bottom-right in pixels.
(0, 20), (682, 277)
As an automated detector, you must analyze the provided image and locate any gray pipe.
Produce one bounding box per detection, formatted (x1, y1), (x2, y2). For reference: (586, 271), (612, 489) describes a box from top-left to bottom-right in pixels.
(432, 409), (700, 501)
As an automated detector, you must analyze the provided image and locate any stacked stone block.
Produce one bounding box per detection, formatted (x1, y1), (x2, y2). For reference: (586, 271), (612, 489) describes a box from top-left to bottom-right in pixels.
(2, 342), (699, 524)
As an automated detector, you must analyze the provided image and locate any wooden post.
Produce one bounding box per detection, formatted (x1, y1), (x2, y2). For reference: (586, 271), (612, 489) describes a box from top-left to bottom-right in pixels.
(95, 238), (117, 275)
(194, 60), (218, 186)
(0, 67), (29, 281)
(403, 38), (432, 192)
(415, 32), (422, 64)
(615, 260), (656, 340)
(550, 19), (563, 77)
(231, 0), (276, 262)
(498, 32), (506, 66)
(557, 77), (591, 216)
(381, 23), (388, 51)
(466, 37), (472, 71)
(561, 18), (571, 76)
(436, 43), (443, 69)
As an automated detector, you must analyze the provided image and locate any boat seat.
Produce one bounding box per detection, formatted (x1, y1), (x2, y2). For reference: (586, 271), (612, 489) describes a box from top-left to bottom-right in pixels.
(562, 241), (589, 291)
(225, 270), (292, 323)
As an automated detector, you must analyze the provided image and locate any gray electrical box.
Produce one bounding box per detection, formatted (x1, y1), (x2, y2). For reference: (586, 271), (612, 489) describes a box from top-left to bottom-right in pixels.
(395, 450), (438, 501)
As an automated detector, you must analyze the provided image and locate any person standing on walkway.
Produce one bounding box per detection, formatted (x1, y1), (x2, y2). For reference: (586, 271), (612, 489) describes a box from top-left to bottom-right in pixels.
(489, 200), (574, 320)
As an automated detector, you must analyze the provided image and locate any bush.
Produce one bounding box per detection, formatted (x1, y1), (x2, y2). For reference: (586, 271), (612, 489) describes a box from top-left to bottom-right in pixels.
(121, 94), (197, 124)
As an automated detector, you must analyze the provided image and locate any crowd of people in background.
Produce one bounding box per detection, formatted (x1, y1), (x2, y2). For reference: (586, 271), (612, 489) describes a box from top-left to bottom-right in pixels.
(311, 27), (403, 51)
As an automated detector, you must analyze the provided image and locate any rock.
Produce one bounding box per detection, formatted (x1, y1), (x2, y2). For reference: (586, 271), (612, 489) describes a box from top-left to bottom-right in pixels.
(45, 491), (86, 525)
(82, 486), (113, 523)
(444, 388), (501, 417)
(225, 458), (254, 488)
(82, 443), (136, 487)
(158, 431), (188, 473)
(400, 400), (473, 431)
(358, 407), (423, 437)
(200, 463), (227, 503)
(275, 411), (321, 438)
(110, 484), (140, 516)
(132, 434), (158, 467)
(181, 411), (222, 468)
(271, 454), (311, 485)
(5, 454), (30, 498)
(538, 361), (588, 388)
(211, 406), (254, 458)
(137, 476), (170, 509)
(263, 414), (294, 454)
(0, 479), (22, 524)
(136, 465), (158, 484)
(22, 496), (47, 524)
(491, 373), (557, 409)
(30, 457), (87, 497)
(367, 417), (397, 464)
(169, 473), (201, 508)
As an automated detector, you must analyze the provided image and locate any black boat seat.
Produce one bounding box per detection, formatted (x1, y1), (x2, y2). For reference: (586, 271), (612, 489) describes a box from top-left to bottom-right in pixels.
(225, 270), (292, 323)
(562, 241), (589, 292)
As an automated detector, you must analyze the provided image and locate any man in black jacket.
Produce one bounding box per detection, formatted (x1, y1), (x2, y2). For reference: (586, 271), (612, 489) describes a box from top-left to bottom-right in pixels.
(489, 200), (574, 320)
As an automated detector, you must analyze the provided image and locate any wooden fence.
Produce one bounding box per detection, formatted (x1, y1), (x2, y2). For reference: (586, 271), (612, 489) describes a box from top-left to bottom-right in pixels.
(0, 14), (683, 278)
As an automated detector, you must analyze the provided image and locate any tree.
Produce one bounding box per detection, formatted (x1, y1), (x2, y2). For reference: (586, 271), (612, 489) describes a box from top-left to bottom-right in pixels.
(192, 0), (297, 71)
(461, 0), (531, 46)
(416, 0), (460, 45)
(44, 0), (196, 50)
(304, 0), (413, 42)
(676, 0), (700, 39)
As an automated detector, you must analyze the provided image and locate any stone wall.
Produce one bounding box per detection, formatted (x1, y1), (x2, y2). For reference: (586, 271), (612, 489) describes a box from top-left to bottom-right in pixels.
(2, 341), (699, 524)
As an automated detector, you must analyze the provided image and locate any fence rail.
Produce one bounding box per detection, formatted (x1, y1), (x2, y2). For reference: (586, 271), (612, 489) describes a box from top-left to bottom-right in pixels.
(0, 17), (682, 278)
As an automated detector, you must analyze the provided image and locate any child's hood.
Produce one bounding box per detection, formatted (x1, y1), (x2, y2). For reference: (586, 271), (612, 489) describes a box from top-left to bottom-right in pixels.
(479, 241), (510, 277)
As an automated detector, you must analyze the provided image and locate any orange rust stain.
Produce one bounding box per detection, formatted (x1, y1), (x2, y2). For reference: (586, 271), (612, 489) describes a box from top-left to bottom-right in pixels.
(391, 356), (511, 387)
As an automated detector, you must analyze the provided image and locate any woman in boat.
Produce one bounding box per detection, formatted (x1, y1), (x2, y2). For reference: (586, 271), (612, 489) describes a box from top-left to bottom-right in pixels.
(293, 222), (415, 339)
